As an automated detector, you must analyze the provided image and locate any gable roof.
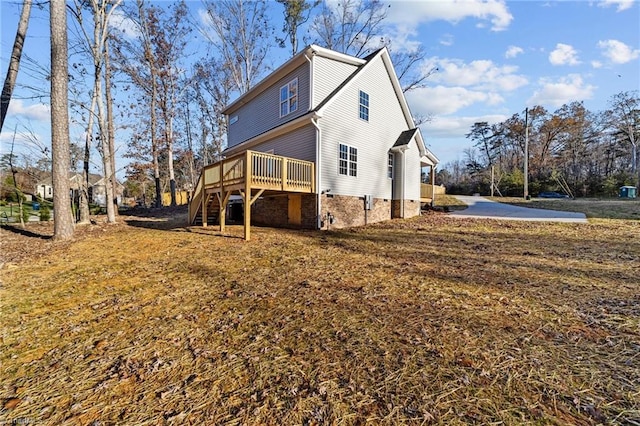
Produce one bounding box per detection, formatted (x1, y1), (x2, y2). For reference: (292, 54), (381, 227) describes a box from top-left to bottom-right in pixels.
(393, 129), (419, 148)
(223, 45), (365, 116)
(222, 45), (439, 166)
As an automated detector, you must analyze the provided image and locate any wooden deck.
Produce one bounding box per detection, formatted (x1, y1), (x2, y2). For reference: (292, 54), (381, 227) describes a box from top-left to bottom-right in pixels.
(189, 150), (315, 240)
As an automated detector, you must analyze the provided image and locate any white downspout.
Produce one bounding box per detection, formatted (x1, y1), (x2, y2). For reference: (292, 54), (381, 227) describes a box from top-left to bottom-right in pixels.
(305, 50), (322, 229)
(312, 115), (322, 229)
(401, 150), (406, 218)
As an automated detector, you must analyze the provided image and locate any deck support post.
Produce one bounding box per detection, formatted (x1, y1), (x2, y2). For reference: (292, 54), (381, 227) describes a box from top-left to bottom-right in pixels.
(217, 191), (231, 233)
(202, 193), (209, 227)
(244, 151), (252, 241)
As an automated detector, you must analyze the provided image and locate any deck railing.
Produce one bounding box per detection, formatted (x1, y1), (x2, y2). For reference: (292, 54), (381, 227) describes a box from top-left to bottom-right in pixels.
(197, 150), (315, 193)
(190, 151), (315, 222)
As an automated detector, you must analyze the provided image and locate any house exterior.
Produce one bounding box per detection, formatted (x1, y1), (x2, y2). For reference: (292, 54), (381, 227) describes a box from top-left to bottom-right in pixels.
(216, 45), (438, 230)
(189, 45), (438, 238)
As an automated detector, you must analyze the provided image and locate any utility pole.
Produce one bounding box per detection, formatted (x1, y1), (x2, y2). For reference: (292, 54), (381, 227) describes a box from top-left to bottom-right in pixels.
(524, 107), (529, 200)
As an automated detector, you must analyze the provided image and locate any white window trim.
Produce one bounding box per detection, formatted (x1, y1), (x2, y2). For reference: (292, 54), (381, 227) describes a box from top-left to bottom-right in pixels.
(387, 153), (394, 179)
(279, 78), (299, 118)
(339, 143), (357, 177)
(359, 90), (369, 122)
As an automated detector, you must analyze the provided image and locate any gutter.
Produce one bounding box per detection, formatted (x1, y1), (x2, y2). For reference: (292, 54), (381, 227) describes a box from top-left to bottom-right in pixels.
(311, 112), (322, 229)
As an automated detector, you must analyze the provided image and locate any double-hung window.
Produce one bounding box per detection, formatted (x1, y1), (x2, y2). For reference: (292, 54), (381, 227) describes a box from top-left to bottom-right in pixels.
(387, 153), (394, 179)
(359, 90), (369, 121)
(280, 78), (298, 117)
(339, 144), (357, 177)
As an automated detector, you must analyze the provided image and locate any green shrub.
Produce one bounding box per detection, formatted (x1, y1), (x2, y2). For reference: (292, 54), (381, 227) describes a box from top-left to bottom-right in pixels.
(40, 205), (51, 221)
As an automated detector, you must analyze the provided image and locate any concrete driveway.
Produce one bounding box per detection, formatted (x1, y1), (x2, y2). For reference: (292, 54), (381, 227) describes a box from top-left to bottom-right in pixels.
(450, 195), (588, 223)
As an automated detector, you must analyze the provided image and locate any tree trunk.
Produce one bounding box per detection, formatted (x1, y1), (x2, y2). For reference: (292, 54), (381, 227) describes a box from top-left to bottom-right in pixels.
(1, 0), (32, 133)
(50, 0), (74, 240)
(167, 113), (176, 207)
(9, 127), (25, 228)
(104, 35), (118, 215)
(151, 79), (161, 208)
(79, 89), (98, 225)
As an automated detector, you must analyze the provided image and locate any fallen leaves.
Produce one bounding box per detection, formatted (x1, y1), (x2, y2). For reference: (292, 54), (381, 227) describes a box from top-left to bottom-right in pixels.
(0, 209), (638, 424)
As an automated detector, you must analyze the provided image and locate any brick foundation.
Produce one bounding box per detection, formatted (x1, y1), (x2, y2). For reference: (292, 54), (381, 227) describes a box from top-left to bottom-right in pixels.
(392, 199), (421, 219)
(247, 193), (420, 230)
(404, 199), (421, 218)
(321, 194), (391, 229)
(252, 195), (289, 227)
(251, 194), (318, 229)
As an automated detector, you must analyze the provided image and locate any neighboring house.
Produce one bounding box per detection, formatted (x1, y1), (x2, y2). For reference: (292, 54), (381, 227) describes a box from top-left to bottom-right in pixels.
(35, 181), (53, 200)
(189, 45), (439, 238)
(39, 173), (124, 207)
(87, 176), (124, 207)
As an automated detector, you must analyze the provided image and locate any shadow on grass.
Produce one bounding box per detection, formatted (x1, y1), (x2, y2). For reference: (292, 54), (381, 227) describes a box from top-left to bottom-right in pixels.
(0, 224), (52, 240)
(122, 205), (191, 231)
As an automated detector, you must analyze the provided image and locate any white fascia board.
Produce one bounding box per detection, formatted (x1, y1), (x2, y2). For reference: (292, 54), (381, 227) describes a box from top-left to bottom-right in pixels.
(309, 45), (366, 66)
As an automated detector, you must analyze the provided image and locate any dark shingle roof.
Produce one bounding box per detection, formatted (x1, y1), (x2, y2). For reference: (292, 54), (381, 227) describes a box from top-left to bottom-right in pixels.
(393, 128), (418, 148)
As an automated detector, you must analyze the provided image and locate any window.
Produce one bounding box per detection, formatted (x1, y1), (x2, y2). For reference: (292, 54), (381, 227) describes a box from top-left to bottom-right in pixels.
(280, 78), (298, 117)
(359, 90), (369, 121)
(339, 144), (357, 177)
(387, 153), (394, 179)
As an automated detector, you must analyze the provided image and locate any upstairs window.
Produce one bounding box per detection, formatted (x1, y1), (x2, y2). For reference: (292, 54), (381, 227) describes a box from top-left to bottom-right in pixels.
(280, 78), (298, 117)
(339, 144), (357, 177)
(359, 90), (369, 121)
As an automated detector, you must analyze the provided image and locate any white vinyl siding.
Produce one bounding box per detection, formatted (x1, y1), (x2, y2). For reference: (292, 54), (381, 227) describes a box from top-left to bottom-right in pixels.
(227, 62), (309, 148)
(319, 54), (415, 200)
(251, 124), (316, 162)
(403, 140), (422, 200)
(312, 56), (359, 108)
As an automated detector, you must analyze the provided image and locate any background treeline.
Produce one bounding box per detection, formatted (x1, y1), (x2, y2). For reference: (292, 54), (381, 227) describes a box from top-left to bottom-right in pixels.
(438, 91), (639, 197)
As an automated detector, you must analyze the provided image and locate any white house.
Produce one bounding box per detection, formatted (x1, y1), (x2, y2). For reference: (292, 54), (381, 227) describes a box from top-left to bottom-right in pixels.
(189, 45), (439, 237)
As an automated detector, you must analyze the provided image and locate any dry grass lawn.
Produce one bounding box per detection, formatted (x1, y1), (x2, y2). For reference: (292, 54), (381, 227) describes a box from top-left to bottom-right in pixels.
(1, 209), (638, 425)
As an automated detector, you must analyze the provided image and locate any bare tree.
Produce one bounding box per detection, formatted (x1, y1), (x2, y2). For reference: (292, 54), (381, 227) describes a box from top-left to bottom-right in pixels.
(1, 0), (32, 133)
(50, 0), (74, 240)
(201, 0), (273, 94)
(309, 0), (388, 57)
(69, 0), (122, 223)
(606, 91), (640, 186)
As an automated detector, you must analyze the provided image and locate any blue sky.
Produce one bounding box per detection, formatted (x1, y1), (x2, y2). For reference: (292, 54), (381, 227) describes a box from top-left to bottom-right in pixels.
(1, 0), (639, 171)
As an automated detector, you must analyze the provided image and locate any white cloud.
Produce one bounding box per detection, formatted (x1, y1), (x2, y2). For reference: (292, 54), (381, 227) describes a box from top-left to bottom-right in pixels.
(598, 0), (635, 11)
(6, 100), (50, 122)
(422, 114), (508, 139)
(549, 43), (581, 66)
(426, 57), (528, 92)
(439, 34), (454, 46)
(597, 39), (640, 64)
(591, 60), (603, 69)
(527, 74), (596, 107)
(407, 85), (504, 116)
(505, 45), (523, 58)
(108, 8), (140, 39)
(387, 0), (513, 32)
